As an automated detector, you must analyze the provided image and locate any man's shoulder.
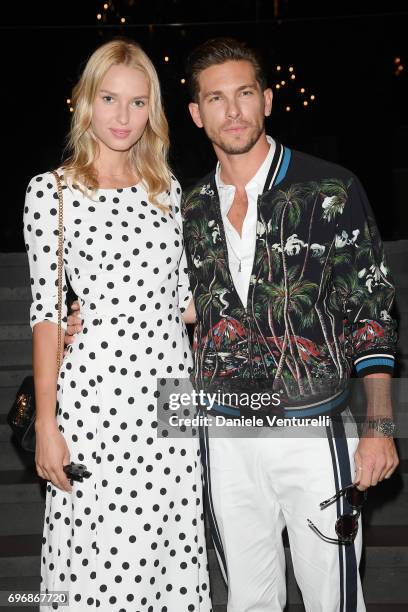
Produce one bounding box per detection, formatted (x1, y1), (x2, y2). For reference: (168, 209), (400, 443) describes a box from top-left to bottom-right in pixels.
(288, 148), (357, 184)
(181, 170), (216, 217)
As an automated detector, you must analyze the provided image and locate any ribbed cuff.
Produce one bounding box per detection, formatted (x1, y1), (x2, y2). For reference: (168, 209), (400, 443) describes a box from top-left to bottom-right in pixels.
(353, 353), (395, 377)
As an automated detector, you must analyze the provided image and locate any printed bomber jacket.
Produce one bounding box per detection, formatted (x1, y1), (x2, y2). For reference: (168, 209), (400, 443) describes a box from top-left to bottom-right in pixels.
(181, 142), (398, 418)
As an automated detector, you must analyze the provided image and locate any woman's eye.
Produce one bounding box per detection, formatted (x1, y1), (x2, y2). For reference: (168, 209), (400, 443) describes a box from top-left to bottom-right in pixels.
(133, 100), (146, 108)
(102, 95), (114, 103)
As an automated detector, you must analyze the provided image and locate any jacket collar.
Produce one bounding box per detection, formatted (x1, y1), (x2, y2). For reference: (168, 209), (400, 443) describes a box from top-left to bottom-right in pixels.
(206, 140), (291, 200)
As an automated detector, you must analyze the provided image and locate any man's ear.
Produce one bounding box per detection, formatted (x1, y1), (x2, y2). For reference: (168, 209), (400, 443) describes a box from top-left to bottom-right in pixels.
(188, 102), (204, 128)
(264, 88), (273, 117)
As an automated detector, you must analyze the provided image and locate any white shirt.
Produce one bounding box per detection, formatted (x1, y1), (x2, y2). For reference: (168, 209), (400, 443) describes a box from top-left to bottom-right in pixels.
(215, 135), (276, 307)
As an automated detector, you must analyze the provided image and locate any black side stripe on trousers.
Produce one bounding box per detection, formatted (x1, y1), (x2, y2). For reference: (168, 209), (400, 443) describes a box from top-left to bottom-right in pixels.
(327, 416), (358, 612)
(199, 424), (228, 583)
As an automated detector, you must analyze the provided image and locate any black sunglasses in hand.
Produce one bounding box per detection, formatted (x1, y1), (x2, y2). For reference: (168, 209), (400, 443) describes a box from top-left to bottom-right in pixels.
(307, 484), (367, 545)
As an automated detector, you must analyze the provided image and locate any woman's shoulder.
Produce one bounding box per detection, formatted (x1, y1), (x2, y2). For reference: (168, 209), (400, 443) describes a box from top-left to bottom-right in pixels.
(170, 173), (182, 194)
(169, 173), (183, 213)
(26, 167), (65, 192)
(24, 169), (68, 217)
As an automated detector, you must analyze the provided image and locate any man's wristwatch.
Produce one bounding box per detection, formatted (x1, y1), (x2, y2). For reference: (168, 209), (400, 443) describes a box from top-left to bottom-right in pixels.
(373, 417), (396, 438)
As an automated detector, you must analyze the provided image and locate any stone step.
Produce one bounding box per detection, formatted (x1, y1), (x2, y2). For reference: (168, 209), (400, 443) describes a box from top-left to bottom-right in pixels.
(0, 576), (40, 590)
(364, 472), (408, 526)
(0, 503), (44, 536)
(0, 469), (42, 503)
(0, 535), (40, 577)
(0, 301), (30, 326)
(0, 268), (30, 290)
(0, 286), (31, 301)
(0, 420), (14, 443)
(0, 440), (34, 471)
(0, 341), (32, 367)
(0, 576), (40, 612)
(0, 366), (32, 391)
(0, 324), (31, 341)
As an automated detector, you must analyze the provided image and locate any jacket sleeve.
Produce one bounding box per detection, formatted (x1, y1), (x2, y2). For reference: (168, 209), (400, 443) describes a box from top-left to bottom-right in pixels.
(334, 175), (397, 377)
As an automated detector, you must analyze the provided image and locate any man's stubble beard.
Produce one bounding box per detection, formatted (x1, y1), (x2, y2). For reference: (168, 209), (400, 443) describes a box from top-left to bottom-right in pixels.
(207, 122), (264, 155)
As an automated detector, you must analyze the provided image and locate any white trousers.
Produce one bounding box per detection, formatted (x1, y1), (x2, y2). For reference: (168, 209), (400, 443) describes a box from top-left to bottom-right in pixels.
(202, 415), (366, 612)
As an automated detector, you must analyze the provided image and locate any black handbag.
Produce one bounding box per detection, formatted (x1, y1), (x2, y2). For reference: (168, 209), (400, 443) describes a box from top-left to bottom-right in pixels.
(7, 170), (65, 453)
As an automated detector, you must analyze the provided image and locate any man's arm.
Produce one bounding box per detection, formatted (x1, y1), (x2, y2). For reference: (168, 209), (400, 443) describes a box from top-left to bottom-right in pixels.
(334, 175), (399, 490)
(354, 372), (399, 490)
(65, 298), (196, 348)
(65, 300), (82, 349)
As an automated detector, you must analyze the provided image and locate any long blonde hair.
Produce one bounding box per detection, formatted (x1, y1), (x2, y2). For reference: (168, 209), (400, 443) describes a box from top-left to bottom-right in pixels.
(63, 38), (171, 209)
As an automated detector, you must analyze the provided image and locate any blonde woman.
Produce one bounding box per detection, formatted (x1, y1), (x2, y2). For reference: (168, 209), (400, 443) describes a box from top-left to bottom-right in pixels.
(23, 39), (210, 611)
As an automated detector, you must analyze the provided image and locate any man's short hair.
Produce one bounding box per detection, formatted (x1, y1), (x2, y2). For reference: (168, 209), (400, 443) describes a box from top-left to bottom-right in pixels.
(186, 37), (268, 102)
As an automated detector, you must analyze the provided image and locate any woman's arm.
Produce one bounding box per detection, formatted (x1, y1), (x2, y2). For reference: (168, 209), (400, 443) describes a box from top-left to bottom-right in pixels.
(33, 322), (71, 491)
(23, 173), (71, 492)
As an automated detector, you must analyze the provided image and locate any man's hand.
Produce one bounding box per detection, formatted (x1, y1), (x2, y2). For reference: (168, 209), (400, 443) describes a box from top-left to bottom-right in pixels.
(64, 300), (83, 354)
(354, 435), (399, 491)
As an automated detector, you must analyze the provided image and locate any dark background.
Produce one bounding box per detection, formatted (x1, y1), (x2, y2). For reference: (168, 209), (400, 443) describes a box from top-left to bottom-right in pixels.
(1, 0), (407, 250)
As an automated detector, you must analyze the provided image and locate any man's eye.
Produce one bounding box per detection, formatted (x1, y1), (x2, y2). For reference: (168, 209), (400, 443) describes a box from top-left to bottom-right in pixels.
(209, 96), (220, 102)
(241, 90), (253, 96)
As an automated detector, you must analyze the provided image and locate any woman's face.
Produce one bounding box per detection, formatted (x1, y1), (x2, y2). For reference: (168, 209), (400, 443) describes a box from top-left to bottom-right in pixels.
(91, 63), (150, 153)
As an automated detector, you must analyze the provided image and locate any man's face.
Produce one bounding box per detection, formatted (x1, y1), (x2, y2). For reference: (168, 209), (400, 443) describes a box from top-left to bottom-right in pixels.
(189, 60), (272, 155)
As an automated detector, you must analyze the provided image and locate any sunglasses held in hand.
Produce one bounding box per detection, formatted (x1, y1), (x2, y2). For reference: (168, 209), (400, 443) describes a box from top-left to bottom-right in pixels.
(307, 484), (367, 545)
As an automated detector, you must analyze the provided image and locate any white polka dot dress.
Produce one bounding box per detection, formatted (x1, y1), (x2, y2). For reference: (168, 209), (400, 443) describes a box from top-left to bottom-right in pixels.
(23, 170), (212, 612)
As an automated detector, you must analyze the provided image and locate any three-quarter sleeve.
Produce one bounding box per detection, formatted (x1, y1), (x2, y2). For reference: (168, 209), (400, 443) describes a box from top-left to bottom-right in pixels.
(23, 172), (68, 330)
(170, 175), (193, 313)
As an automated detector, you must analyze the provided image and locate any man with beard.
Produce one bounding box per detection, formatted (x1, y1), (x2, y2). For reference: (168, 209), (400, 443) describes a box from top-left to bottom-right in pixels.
(181, 37), (398, 612)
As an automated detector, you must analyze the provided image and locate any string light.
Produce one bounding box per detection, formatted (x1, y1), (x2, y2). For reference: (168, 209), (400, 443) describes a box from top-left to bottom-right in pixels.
(120, 17), (126, 23)
(164, 56), (169, 62)
(180, 78), (186, 84)
(272, 64), (316, 111)
(66, 98), (71, 104)
(103, 2), (108, 8)
(394, 56), (404, 76)
(69, 107), (74, 113)
(96, 13), (102, 20)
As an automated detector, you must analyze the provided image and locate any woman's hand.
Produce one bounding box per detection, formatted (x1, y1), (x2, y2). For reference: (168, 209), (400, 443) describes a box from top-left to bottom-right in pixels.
(35, 422), (72, 492)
